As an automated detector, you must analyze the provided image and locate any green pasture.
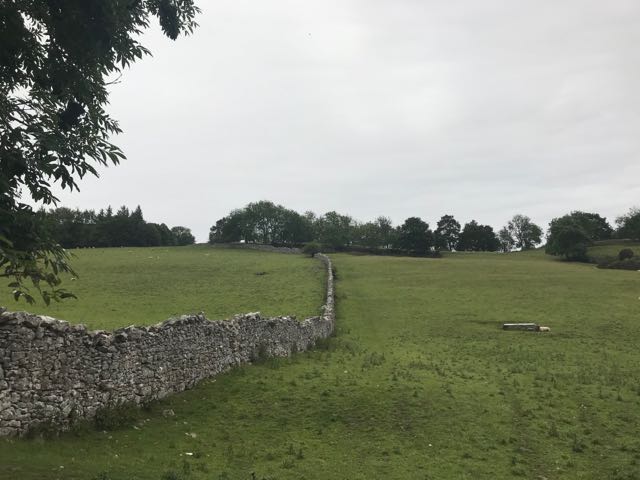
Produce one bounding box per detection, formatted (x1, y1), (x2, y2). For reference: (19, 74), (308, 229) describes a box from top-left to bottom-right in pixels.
(0, 246), (326, 330)
(1, 248), (640, 479)
(588, 242), (640, 263)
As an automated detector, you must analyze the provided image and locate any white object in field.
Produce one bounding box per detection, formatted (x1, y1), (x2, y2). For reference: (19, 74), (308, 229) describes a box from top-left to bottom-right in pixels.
(502, 323), (538, 331)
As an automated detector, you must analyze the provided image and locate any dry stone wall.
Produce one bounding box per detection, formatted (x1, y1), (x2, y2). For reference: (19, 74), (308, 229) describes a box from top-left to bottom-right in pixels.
(0, 254), (334, 436)
(212, 243), (302, 254)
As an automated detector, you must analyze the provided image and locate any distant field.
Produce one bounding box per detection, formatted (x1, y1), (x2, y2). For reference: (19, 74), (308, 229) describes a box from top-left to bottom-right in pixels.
(588, 241), (640, 262)
(1, 249), (640, 479)
(0, 246), (326, 330)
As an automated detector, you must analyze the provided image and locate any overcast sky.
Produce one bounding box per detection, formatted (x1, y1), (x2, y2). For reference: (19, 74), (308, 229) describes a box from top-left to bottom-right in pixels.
(52, 0), (640, 242)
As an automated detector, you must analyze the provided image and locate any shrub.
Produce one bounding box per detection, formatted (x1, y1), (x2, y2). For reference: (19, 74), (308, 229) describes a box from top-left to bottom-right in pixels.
(619, 248), (634, 261)
(302, 242), (322, 257)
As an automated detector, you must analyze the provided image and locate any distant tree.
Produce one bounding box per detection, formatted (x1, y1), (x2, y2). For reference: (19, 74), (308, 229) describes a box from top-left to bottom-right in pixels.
(141, 223), (162, 247)
(302, 242), (322, 257)
(209, 203), (312, 246)
(616, 207), (640, 240)
(279, 209), (314, 245)
(131, 206), (143, 222)
(208, 219), (224, 244)
(353, 221), (381, 248)
(108, 206), (134, 247)
(43, 207), (103, 248)
(457, 221), (500, 252)
(171, 227), (195, 246)
(498, 227), (515, 253)
(44, 207), (81, 248)
(434, 215), (461, 251)
(244, 200), (283, 244)
(316, 211), (354, 249)
(129, 205), (151, 247)
(93, 208), (112, 247)
(545, 216), (591, 261)
(209, 210), (249, 244)
(156, 223), (176, 246)
(42, 205), (181, 248)
(303, 211), (318, 237)
(376, 216), (395, 248)
(504, 214), (543, 250)
(545, 211), (615, 261)
(353, 217), (395, 248)
(395, 217), (433, 253)
(568, 211), (613, 240)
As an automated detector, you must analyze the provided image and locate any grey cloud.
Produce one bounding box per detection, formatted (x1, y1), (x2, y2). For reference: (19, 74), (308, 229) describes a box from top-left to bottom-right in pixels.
(54, 0), (640, 240)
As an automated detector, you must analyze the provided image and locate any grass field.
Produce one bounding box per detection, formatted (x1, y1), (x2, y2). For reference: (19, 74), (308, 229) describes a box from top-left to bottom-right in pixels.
(0, 246), (326, 330)
(1, 249), (640, 479)
(588, 242), (640, 263)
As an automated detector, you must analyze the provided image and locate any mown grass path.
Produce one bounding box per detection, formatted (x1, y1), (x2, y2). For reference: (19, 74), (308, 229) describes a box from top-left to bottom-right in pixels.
(1, 250), (640, 479)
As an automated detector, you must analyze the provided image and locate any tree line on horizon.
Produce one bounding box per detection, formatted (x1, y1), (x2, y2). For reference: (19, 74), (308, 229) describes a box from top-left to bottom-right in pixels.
(209, 201), (640, 258)
(207, 200), (528, 253)
(40, 206), (195, 249)
(37, 200), (640, 259)
(207, 201), (474, 253)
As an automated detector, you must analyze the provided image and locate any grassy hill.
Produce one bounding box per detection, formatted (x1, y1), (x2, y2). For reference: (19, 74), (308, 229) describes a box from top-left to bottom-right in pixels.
(0, 246), (326, 330)
(1, 249), (640, 479)
(588, 241), (640, 264)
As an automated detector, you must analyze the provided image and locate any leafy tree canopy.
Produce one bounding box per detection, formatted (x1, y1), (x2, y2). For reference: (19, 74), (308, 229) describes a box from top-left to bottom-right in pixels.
(209, 209), (248, 244)
(171, 226), (195, 246)
(616, 207), (640, 240)
(545, 216), (591, 261)
(395, 217), (433, 254)
(1, 0), (199, 303)
(503, 214), (543, 251)
(568, 211), (613, 241)
(457, 221), (500, 252)
(209, 201), (313, 246)
(352, 216), (395, 249)
(316, 211), (354, 249)
(545, 211), (615, 262)
(498, 227), (515, 253)
(434, 214), (460, 251)
(42, 205), (185, 248)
